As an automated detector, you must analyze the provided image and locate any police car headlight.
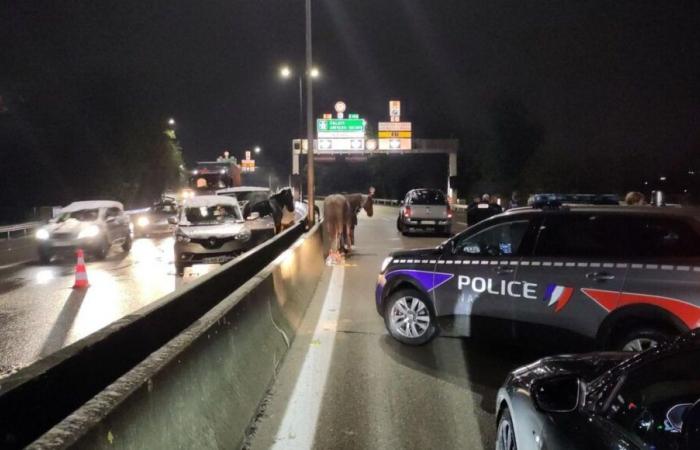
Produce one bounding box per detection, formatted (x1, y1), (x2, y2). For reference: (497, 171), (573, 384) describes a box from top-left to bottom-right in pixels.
(137, 216), (150, 228)
(78, 225), (101, 239)
(381, 256), (393, 273)
(36, 229), (50, 240)
(176, 232), (190, 243)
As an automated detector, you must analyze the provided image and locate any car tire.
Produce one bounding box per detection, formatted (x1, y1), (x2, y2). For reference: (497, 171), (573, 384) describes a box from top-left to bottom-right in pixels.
(614, 326), (674, 352)
(38, 248), (52, 264)
(121, 234), (132, 252)
(384, 289), (437, 345)
(94, 239), (109, 261)
(496, 407), (518, 450)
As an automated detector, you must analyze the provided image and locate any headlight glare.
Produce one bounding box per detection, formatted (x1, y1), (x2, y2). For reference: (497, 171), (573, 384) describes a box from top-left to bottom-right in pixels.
(137, 216), (150, 227)
(36, 229), (50, 240)
(78, 225), (101, 239)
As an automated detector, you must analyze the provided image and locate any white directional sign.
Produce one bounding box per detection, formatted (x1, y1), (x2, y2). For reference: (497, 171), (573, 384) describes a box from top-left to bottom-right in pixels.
(317, 138), (365, 151)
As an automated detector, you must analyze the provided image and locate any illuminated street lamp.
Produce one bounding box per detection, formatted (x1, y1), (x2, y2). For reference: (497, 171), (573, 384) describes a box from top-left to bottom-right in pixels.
(254, 146), (261, 154)
(168, 118), (175, 126)
(279, 65), (321, 140)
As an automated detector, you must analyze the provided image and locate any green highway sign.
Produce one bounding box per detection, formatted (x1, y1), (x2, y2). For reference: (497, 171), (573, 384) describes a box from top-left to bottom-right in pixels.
(317, 118), (365, 133)
(348, 113), (359, 119)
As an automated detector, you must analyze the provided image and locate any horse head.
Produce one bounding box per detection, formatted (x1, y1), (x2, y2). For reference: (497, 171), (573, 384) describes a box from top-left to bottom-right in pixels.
(362, 193), (374, 217)
(273, 188), (295, 212)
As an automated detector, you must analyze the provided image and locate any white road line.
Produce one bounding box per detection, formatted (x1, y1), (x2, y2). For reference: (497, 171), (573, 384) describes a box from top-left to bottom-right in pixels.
(272, 265), (345, 450)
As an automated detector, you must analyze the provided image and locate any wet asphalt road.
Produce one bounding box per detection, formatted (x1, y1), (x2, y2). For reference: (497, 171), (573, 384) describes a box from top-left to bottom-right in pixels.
(0, 235), (219, 377)
(249, 205), (546, 450)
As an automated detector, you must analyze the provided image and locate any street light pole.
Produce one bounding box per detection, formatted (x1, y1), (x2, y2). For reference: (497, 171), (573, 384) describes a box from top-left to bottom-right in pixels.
(305, 0), (315, 226)
(298, 75), (303, 141)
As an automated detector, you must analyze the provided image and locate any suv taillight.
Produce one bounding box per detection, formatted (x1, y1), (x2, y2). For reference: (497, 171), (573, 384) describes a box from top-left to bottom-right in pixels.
(405, 206), (412, 218)
(446, 206), (453, 219)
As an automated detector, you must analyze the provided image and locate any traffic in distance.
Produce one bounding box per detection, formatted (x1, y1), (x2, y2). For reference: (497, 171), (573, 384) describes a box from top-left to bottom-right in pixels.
(373, 191), (700, 450)
(31, 159), (308, 277)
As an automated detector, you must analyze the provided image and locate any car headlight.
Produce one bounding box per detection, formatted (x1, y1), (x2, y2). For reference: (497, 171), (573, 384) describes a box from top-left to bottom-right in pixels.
(381, 256), (393, 273)
(36, 229), (50, 240)
(78, 224), (101, 239)
(137, 216), (150, 228)
(176, 232), (191, 243)
(235, 230), (251, 242)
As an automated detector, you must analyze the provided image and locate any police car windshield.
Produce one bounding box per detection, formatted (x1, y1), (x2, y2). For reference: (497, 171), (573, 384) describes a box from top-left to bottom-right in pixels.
(411, 190), (445, 205)
(184, 204), (241, 225)
(57, 209), (99, 223)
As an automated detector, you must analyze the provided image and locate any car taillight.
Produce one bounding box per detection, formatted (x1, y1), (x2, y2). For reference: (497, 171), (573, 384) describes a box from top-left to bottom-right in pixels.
(446, 206), (453, 219)
(405, 206), (412, 218)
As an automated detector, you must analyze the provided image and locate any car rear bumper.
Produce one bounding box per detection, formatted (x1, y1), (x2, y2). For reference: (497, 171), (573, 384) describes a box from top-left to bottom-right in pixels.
(402, 218), (451, 229)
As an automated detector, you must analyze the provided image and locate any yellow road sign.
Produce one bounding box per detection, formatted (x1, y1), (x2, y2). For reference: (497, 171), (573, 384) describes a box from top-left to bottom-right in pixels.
(378, 131), (412, 138)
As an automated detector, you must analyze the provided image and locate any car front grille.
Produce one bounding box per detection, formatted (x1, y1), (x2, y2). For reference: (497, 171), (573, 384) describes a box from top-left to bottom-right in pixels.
(190, 236), (238, 249)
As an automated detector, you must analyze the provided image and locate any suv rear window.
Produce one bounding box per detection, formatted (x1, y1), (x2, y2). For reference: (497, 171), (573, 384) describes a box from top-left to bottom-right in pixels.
(626, 217), (700, 258)
(535, 214), (629, 258)
(409, 190), (446, 205)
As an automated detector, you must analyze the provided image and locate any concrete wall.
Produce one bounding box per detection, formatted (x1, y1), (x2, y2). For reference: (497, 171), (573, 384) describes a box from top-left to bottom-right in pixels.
(29, 223), (324, 449)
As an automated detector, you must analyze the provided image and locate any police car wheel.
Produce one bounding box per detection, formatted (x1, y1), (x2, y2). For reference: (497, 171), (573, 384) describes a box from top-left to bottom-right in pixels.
(496, 408), (518, 450)
(385, 289), (437, 345)
(615, 327), (671, 352)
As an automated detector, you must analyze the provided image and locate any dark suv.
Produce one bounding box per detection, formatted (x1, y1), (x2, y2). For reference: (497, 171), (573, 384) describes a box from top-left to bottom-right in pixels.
(376, 205), (700, 350)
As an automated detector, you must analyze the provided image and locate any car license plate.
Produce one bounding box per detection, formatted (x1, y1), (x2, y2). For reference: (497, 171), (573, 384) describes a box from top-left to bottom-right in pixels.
(202, 256), (230, 264)
(422, 220), (436, 225)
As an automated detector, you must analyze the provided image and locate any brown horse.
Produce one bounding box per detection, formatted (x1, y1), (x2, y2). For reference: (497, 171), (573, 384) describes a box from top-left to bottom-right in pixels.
(323, 194), (353, 255)
(344, 188), (374, 246)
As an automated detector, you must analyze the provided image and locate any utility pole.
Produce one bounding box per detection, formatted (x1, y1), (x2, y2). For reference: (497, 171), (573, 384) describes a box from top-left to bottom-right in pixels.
(305, 0), (315, 225)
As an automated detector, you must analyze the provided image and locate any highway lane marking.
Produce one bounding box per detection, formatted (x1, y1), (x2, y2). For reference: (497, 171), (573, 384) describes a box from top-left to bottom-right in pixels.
(272, 265), (345, 449)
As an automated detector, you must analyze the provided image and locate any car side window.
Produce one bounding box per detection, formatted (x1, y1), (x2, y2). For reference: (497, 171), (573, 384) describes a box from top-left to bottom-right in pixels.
(534, 214), (628, 258)
(454, 220), (530, 257)
(605, 350), (700, 448)
(105, 207), (120, 218)
(626, 217), (700, 259)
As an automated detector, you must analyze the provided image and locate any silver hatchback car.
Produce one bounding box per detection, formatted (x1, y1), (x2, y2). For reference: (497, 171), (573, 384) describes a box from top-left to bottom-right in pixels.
(35, 200), (132, 262)
(173, 195), (252, 276)
(397, 188), (453, 235)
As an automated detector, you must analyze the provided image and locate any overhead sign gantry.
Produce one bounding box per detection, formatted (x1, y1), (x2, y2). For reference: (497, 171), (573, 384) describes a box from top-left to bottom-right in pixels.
(292, 99), (459, 196)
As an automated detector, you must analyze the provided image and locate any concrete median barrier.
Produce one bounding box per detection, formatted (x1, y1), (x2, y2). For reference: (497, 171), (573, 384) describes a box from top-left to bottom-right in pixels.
(22, 222), (324, 449)
(0, 222), (311, 449)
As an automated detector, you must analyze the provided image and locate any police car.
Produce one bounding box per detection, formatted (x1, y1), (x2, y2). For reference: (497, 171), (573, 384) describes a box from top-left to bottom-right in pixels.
(375, 204), (700, 350)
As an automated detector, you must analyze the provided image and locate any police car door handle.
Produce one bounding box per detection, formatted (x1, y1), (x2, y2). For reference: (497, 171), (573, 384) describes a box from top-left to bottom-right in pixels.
(494, 266), (515, 275)
(586, 271), (615, 281)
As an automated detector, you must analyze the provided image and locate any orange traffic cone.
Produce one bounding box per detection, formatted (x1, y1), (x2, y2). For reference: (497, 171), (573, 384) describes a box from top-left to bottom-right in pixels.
(73, 248), (89, 289)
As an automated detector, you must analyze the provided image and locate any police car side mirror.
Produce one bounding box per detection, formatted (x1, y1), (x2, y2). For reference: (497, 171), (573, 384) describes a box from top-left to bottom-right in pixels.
(532, 375), (582, 413)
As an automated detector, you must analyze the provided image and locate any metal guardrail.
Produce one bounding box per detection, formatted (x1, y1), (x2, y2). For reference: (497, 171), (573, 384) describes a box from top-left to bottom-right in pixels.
(0, 222), (41, 239)
(314, 196), (399, 206)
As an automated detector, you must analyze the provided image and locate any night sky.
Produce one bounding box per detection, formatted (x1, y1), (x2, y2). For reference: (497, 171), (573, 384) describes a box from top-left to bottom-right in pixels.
(2, 0), (700, 207)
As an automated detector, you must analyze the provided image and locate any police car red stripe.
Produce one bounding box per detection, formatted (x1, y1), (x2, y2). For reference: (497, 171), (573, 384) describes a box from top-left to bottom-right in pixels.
(582, 288), (700, 329)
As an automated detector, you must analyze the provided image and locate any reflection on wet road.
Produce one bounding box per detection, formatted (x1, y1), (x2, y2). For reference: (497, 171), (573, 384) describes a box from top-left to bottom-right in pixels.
(0, 236), (219, 377)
